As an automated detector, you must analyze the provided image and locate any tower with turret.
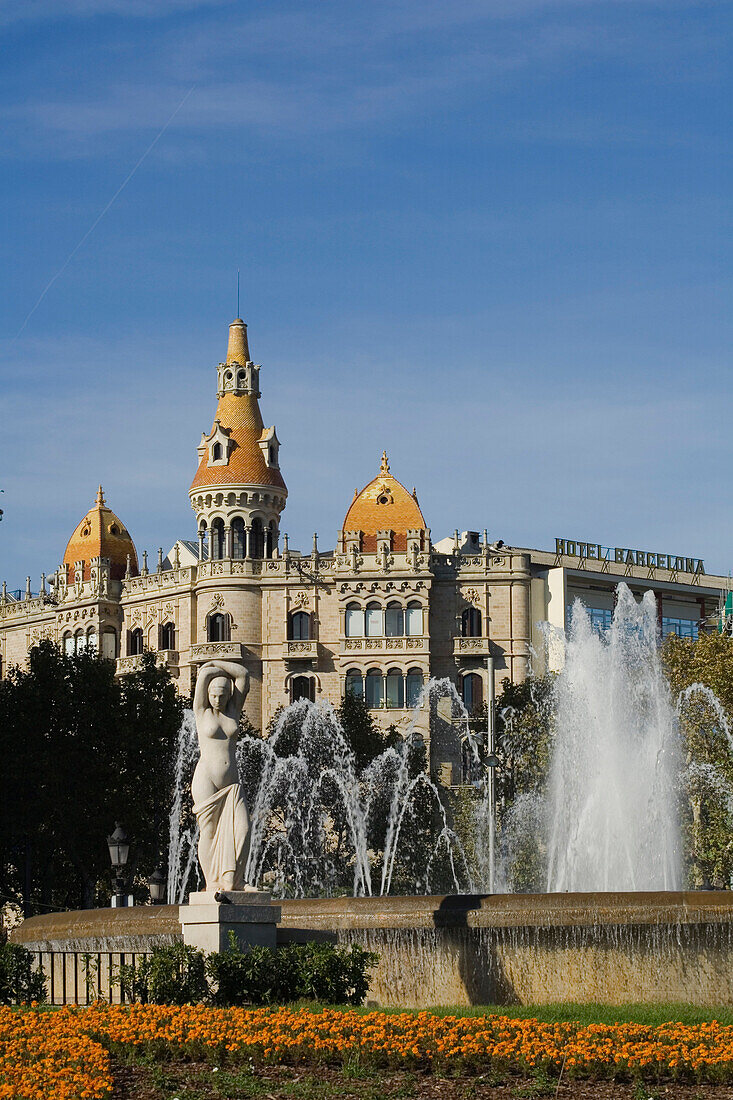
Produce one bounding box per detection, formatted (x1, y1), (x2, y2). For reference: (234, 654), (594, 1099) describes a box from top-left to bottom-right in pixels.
(189, 318), (287, 562)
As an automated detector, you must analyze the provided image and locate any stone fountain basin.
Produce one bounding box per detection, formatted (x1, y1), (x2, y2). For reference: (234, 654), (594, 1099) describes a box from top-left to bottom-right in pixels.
(13, 891), (733, 1006)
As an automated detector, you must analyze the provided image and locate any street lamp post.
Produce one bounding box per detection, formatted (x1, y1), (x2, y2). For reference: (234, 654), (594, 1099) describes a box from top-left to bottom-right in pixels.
(486, 656), (497, 894)
(148, 867), (166, 905)
(107, 823), (130, 908)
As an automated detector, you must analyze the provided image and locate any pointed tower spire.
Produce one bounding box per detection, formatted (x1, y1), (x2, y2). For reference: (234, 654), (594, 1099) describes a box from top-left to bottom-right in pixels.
(190, 315), (287, 564)
(380, 450), (390, 476)
(226, 317), (250, 365)
(96, 485), (106, 507)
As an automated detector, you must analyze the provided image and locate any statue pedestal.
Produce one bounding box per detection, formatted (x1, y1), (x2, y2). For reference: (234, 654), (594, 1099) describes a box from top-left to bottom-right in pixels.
(179, 891), (281, 953)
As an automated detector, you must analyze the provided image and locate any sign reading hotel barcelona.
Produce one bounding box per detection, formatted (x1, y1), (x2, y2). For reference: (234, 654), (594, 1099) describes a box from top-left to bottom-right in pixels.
(555, 538), (705, 575)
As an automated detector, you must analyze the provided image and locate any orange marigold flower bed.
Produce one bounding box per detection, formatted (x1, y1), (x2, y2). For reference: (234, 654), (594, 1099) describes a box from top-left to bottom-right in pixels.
(6, 1004), (733, 1097)
(0, 1006), (113, 1100)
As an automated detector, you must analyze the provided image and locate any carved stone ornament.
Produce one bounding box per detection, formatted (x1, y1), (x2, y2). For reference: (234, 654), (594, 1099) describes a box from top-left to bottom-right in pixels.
(210, 593), (225, 611)
(131, 608), (142, 626)
(163, 602), (175, 620)
(292, 590), (309, 609)
(463, 587), (481, 605)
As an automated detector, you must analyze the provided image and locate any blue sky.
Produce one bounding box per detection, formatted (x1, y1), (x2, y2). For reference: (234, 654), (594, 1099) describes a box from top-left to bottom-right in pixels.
(1, 0), (732, 586)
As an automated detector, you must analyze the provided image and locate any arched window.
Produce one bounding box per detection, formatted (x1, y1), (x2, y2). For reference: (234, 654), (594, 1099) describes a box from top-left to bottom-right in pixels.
(251, 517), (264, 559)
(289, 611), (311, 640)
(160, 622), (175, 650)
(365, 669), (383, 709)
(406, 602), (423, 637)
(385, 667), (404, 709)
(207, 613), (230, 643)
(406, 667), (423, 708)
(345, 669), (364, 699)
(102, 628), (117, 659)
(385, 602), (404, 637)
(267, 520), (277, 559)
(75, 629), (85, 652)
(292, 675), (315, 703)
(237, 370), (246, 387)
(211, 518), (225, 561)
(86, 628), (97, 653)
(212, 441), (223, 461)
(63, 632), (74, 656)
(461, 672), (483, 712)
(365, 602), (383, 638)
(231, 517), (246, 559)
(345, 603), (364, 638)
(462, 607), (482, 637)
(129, 628), (144, 656)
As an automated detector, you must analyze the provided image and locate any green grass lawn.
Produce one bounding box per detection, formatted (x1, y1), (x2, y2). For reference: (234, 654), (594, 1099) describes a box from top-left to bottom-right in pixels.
(406, 1003), (733, 1026)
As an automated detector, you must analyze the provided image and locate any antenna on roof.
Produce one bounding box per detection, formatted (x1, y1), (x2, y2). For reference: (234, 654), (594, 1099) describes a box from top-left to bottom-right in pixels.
(237, 268), (240, 318)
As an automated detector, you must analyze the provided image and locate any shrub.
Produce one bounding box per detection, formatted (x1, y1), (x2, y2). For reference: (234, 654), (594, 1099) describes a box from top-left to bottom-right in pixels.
(0, 942), (47, 1004)
(119, 938), (378, 1006)
(118, 943), (208, 1005)
(206, 938), (378, 1007)
(206, 941), (297, 1006)
(294, 942), (376, 1006)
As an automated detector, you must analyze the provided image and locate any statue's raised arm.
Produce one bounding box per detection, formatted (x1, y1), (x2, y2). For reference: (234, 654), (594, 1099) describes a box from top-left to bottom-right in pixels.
(191, 659), (251, 893)
(193, 660), (248, 727)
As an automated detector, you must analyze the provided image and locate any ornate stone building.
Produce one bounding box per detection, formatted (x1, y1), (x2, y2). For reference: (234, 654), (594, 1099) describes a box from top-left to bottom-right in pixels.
(1, 316), (728, 780)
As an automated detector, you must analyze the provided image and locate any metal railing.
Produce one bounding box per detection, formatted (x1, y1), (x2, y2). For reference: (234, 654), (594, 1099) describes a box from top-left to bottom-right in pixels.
(28, 949), (152, 1005)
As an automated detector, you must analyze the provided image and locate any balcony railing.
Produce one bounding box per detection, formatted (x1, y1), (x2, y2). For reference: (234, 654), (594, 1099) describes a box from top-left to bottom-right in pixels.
(189, 642), (247, 662)
(116, 650), (179, 675)
(340, 636), (428, 655)
(283, 640), (318, 659)
(452, 636), (491, 656)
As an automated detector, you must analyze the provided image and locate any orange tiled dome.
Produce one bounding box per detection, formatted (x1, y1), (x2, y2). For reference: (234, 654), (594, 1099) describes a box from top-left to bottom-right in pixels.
(190, 392), (286, 491)
(342, 452), (427, 552)
(62, 487), (138, 582)
(189, 319), (287, 494)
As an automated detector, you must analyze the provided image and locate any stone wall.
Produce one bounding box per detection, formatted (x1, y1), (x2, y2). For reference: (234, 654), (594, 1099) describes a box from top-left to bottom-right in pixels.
(13, 892), (733, 1008)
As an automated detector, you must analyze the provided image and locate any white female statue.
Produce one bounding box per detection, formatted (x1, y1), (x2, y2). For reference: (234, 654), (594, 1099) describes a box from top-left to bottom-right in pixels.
(192, 660), (250, 892)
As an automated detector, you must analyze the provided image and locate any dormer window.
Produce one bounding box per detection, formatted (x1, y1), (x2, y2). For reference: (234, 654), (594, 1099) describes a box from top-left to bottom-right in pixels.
(198, 420), (233, 467)
(259, 426), (280, 469)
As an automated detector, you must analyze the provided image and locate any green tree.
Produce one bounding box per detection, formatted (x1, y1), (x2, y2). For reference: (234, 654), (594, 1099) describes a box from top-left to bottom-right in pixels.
(494, 675), (554, 807)
(336, 692), (399, 771)
(663, 632), (733, 887)
(491, 675), (554, 892)
(0, 641), (183, 913)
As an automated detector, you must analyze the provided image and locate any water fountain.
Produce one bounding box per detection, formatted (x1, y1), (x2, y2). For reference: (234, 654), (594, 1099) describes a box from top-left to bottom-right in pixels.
(167, 679), (480, 904)
(545, 584), (682, 892)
